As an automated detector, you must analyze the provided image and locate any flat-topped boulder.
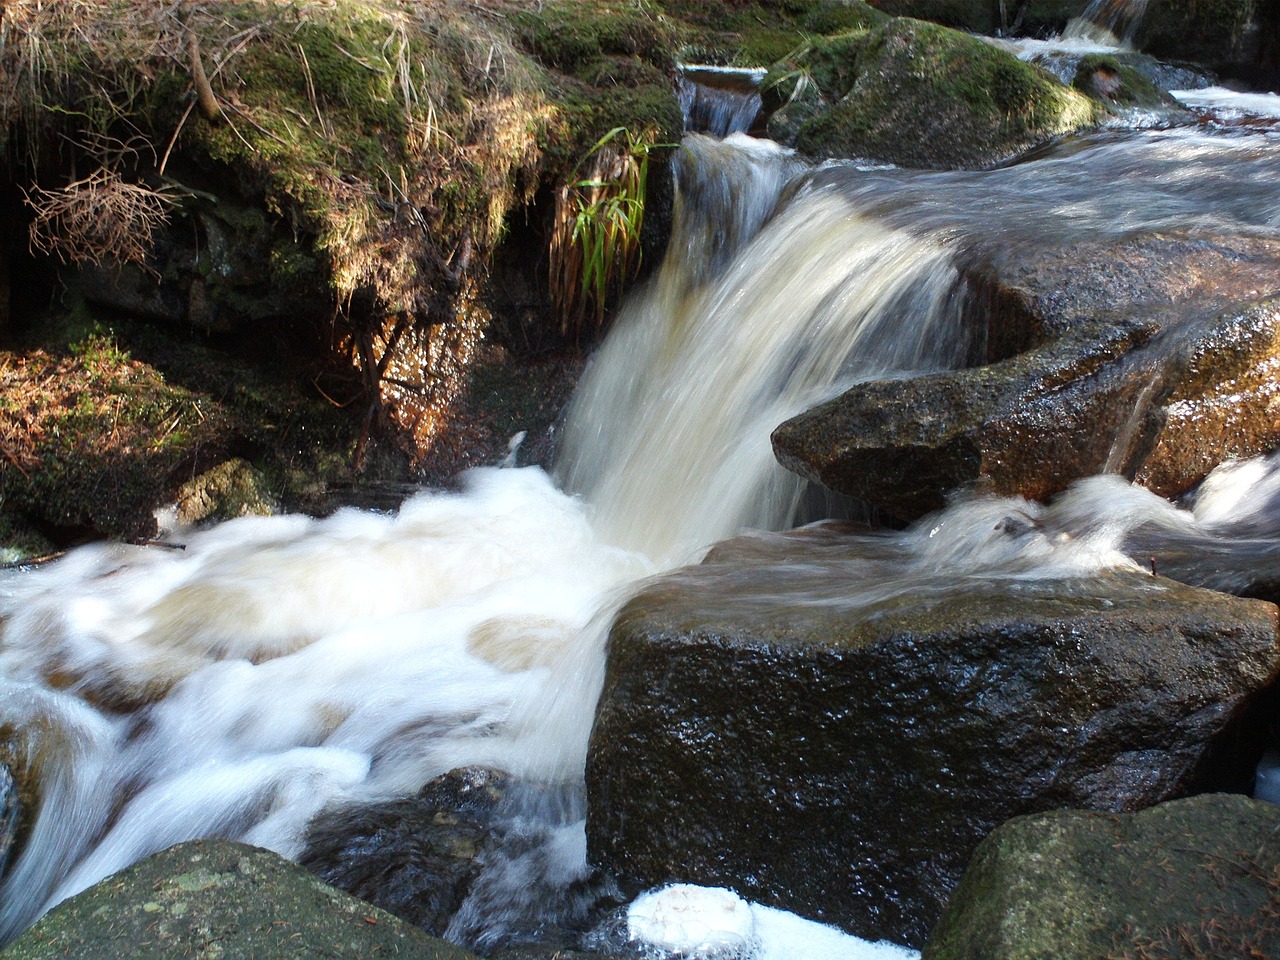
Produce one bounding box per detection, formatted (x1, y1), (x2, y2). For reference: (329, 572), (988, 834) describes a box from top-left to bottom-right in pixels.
(586, 526), (1280, 947)
(924, 793), (1280, 959)
(774, 230), (1280, 521)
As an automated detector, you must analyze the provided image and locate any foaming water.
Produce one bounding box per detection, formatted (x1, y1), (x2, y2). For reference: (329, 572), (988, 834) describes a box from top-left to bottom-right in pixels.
(0, 468), (650, 942)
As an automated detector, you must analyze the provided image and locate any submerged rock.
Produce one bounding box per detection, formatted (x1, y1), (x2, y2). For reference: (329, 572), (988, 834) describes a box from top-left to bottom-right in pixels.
(300, 767), (510, 939)
(765, 18), (1100, 169)
(585, 528), (1280, 947)
(301, 768), (614, 952)
(0, 839), (477, 959)
(923, 793), (1280, 959)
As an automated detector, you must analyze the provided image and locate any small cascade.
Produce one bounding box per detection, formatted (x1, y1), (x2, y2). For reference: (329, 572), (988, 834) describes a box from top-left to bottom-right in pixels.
(1, 114), (1280, 958)
(1063, 0), (1149, 47)
(557, 135), (970, 563)
(678, 66), (766, 137)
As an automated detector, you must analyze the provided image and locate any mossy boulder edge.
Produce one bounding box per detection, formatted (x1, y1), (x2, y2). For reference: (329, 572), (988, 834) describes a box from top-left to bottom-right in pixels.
(0, 839), (479, 959)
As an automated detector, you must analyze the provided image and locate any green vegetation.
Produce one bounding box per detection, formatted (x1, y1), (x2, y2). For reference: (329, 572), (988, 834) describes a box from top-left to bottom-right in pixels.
(0, 0), (687, 545)
(766, 18), (1101, 168)
(551, 126), (669, 336)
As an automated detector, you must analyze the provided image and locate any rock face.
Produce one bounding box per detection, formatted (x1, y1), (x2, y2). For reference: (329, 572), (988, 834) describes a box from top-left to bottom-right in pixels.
(1137, 0), (1277, 87)
(924, 793), (1280, 959)
(765, 18), (1100, 169)
(773, 233), (1280, 522)
(585, 529), (1280, 948)
(0, 839), (478, 959)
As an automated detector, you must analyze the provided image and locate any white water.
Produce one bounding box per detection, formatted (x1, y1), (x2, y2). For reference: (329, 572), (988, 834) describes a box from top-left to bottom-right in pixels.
(3, 125), (1280, 956)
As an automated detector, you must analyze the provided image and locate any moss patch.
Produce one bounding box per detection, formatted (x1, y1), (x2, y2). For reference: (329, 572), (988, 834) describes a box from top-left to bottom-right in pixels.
(775, 19), (1102, 168)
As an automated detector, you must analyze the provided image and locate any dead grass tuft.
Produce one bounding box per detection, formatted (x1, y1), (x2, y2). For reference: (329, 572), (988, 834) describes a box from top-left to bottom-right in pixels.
(25, 167), (177, 270)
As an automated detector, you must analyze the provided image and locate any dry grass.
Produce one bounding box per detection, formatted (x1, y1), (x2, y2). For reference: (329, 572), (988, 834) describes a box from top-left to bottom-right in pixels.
(25, 167), (177, 270)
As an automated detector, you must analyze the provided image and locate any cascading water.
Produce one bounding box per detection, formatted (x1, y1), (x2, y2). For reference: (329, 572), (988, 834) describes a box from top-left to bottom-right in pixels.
(0, 132), (973, 954)
(2, 105), (1280, 958)
(677, 67), (766, 139)
(1062, 0), (1149, 47)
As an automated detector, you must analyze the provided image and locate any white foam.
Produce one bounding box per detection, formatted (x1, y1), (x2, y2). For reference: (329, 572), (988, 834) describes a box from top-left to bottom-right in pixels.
(628, 885), (757, 957)
(1173, 87), (1280, 121)
(623, 884), (920, 960)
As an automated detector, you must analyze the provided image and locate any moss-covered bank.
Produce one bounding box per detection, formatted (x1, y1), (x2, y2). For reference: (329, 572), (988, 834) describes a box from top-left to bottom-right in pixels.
(0, 0), (695, 546)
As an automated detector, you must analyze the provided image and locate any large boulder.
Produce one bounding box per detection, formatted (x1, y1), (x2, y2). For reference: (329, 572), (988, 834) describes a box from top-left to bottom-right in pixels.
(924, 793), (1280, 959)
(764, 18), (1100, 169)
(0, 839), (478, 959)
(585, 527), (1280, 948)
(1136, 0), (1276, 87)
(773, 232), (1280, 522)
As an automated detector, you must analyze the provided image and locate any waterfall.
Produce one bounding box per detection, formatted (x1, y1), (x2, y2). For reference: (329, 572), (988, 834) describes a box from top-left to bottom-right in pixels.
(2, 122), (1280, 956)
(0, 132), (974, 949)
(678, 67), (765, 137)
(558, 134), (968, 563)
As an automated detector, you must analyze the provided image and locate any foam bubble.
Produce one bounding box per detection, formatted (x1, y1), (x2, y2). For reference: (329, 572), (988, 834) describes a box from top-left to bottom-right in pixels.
(628, 884), (757, 957)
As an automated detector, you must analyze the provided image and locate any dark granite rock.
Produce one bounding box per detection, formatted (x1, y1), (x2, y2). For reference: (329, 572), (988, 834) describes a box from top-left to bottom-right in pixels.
(773, 231), (1280, 522)
(585, 530), (1280, 948)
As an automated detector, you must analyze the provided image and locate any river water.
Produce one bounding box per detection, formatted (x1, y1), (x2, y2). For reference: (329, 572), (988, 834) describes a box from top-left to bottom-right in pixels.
(2, 73), (1279, 959)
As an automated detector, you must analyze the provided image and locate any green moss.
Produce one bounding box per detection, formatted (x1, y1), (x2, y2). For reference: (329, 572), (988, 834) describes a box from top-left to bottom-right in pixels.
(512, 0), (677, 76)
(1071, 53), (1181, 109)
(791, 18), (1101, 168)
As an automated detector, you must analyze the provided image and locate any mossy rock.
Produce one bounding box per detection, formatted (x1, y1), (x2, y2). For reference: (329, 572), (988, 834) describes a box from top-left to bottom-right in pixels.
(0, 839), (480, 959)
(655, 0), (888, 67)
(171, 459), (276, 527)
(924, 794), (1280, 960)
(1070, 53), (1184, 111)
(777, 18), (1101, 169)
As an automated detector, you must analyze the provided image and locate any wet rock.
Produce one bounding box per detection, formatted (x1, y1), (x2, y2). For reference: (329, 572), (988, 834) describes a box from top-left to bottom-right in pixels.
(774, 319), (1163, 519)
(773, 234), (1280, 521)
(585, 533), (1280, 948)
(1, 838), (478, 959)
(1136, 0), (1276, 87)
(301, 768), (613, 952)
(300, 767), (511, 938)
(765, 18), (1100, 169)
(172, 459), (276, 527)
(0, 763), (16, 881)
(924, 793), (1280, 959)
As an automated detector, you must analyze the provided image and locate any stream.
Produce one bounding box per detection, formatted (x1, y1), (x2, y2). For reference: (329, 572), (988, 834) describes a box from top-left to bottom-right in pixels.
(2, 48), (1280, 960)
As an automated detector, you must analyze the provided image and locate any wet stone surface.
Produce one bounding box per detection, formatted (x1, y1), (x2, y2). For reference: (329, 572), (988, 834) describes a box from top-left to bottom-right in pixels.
(586, 527), (1280, 948)
(1, 839), (478, 959)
